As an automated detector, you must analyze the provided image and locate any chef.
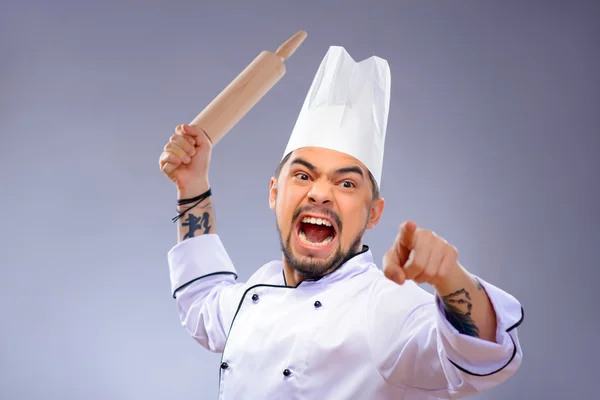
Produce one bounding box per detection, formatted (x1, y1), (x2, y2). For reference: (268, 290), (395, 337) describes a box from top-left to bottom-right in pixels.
(159, 45), (524, 399)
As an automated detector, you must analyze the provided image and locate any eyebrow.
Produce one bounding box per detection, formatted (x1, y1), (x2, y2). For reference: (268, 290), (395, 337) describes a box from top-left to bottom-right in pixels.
(334, 166), (364, 178)
(290, 158), (317, 171)
(290, 157), (365, 179)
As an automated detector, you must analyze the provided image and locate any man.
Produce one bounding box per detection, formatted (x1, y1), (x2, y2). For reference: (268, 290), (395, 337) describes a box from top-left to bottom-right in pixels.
(159, 46), (524, 399)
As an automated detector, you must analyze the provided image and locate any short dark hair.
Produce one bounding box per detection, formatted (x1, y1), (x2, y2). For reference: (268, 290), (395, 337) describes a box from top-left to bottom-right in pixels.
(274, 151), (380, 200)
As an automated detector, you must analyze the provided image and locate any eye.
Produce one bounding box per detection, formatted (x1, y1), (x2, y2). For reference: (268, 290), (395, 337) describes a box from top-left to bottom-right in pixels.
(339, 181), (355, 188)
(294, 173), (309, 180)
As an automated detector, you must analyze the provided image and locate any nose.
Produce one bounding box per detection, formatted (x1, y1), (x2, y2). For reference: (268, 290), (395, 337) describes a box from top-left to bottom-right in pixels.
(307, 181), (332, 205)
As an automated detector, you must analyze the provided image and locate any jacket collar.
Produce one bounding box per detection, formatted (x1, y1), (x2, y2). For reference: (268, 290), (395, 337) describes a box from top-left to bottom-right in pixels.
(282, 245), (376, 288)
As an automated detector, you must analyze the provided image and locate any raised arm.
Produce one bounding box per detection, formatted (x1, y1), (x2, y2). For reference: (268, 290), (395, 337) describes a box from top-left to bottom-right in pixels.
(159, 123), (216, 243)
(160, 124), (244, 352)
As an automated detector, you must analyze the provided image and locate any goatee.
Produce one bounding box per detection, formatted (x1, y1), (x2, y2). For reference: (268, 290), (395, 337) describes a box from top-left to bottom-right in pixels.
(275, 206), (366, 281)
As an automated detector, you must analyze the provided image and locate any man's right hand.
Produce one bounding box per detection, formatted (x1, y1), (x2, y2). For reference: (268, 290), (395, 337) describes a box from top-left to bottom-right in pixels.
(159, 124), (212, 197)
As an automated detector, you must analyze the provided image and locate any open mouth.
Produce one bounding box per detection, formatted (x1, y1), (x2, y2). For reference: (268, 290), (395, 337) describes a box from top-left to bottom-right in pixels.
(297, 216), (337, 248)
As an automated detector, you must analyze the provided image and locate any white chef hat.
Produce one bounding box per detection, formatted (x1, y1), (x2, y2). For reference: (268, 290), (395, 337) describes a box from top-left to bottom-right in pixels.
(282, 45), (391, 188)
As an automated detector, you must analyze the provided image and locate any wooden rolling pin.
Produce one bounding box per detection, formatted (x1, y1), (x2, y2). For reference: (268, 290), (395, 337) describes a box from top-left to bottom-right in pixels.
(163, 30), (308, 175)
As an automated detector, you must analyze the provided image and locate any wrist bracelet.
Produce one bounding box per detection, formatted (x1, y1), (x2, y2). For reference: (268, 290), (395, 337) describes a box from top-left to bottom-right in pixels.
(177, 188), (212, 206)
(172, 188), (212, 223)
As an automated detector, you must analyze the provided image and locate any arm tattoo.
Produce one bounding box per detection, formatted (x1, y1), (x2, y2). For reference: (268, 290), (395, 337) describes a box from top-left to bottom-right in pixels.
(441, 288), (480, 337)
(181, 211), (212, 239)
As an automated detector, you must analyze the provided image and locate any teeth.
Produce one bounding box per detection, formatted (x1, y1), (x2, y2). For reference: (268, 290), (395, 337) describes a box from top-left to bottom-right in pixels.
(299, 230), (333, 247)
(301, 216), (332, 227)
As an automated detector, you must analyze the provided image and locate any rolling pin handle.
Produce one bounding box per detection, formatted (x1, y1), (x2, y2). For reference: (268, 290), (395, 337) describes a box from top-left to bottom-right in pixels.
(275, 30), (308, 61)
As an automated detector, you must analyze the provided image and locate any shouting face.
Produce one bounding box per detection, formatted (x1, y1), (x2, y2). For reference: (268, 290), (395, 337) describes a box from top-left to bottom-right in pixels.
(269, 147), (385, 281)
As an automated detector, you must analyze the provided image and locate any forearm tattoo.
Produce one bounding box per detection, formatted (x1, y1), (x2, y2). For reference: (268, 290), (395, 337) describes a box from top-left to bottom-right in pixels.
(441, 277), (484, 337)
(181, 211), (212, 239)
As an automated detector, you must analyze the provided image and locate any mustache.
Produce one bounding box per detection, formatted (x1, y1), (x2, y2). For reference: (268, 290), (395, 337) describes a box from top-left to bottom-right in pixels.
(292, 205), (342, 231)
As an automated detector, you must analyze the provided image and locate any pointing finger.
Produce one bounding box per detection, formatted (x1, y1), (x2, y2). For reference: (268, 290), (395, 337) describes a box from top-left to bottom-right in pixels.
(398, 220), (418, 250)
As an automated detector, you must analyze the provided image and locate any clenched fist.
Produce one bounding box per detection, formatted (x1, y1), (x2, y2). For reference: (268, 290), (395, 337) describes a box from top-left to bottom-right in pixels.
(383, 221), (459, 287)
(159, 124), (212, 196)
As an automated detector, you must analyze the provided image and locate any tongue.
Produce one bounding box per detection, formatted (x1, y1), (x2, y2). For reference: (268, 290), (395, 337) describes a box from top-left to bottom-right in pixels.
(302, 224), (333, 243)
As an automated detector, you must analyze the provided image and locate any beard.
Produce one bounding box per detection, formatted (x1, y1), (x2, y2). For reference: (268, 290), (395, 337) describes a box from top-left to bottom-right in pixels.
(275, 205), (367, 281)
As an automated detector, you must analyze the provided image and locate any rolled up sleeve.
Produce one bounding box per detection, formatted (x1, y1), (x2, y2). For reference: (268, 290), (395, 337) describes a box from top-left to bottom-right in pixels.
(369, 276), (524, 398)
(435, 276), (524, 382)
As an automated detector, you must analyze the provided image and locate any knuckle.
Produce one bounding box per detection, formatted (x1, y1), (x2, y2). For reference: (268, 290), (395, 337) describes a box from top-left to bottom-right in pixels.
(166, 140), (178, 149)
(168, 155), (181, 165)
(419, 270), (432, 281)
(437, 268), (449, 280)
(171, 135), (184, 146)
(176, 135), (192, 149)
(383, 261), (396, 274)
(405, 267), (418, 280)
(448, 245), (458, 258)
(414, 260), (425, 271)
(165, 150), (180, 160)
(383, 268), (394, 280)
(169, 143), (182, 153)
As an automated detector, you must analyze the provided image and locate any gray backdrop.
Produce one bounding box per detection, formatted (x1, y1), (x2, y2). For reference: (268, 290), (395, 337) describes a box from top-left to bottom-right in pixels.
(1, 0), (598, 399)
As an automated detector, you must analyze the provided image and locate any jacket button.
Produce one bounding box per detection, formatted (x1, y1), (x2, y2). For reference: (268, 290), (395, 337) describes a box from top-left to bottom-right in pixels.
(283, 368), (291, 377)
(252, 294), (259, 302)
(220, 362), (229, 370)
(314, 300), (322, 308)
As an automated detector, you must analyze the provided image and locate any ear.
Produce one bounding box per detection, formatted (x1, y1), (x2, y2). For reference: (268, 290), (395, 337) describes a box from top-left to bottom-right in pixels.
(366, 197), (385, 230)
(269, 176), (277, 211)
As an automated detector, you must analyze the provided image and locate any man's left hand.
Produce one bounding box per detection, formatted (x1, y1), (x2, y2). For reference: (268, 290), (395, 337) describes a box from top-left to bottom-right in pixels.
(382, 220), (460, 287)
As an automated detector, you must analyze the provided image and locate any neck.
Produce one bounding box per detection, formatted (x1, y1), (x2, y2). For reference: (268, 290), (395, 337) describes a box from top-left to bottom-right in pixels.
(282, 262), (305, 287)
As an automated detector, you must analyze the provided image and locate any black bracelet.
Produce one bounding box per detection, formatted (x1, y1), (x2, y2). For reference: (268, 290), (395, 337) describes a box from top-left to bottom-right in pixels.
(177, 188), (212, 206)
(172, 188), (212, 223)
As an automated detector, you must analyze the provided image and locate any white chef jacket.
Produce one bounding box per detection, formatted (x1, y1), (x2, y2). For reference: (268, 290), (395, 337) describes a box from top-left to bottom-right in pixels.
(168, 234), (524, 399)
